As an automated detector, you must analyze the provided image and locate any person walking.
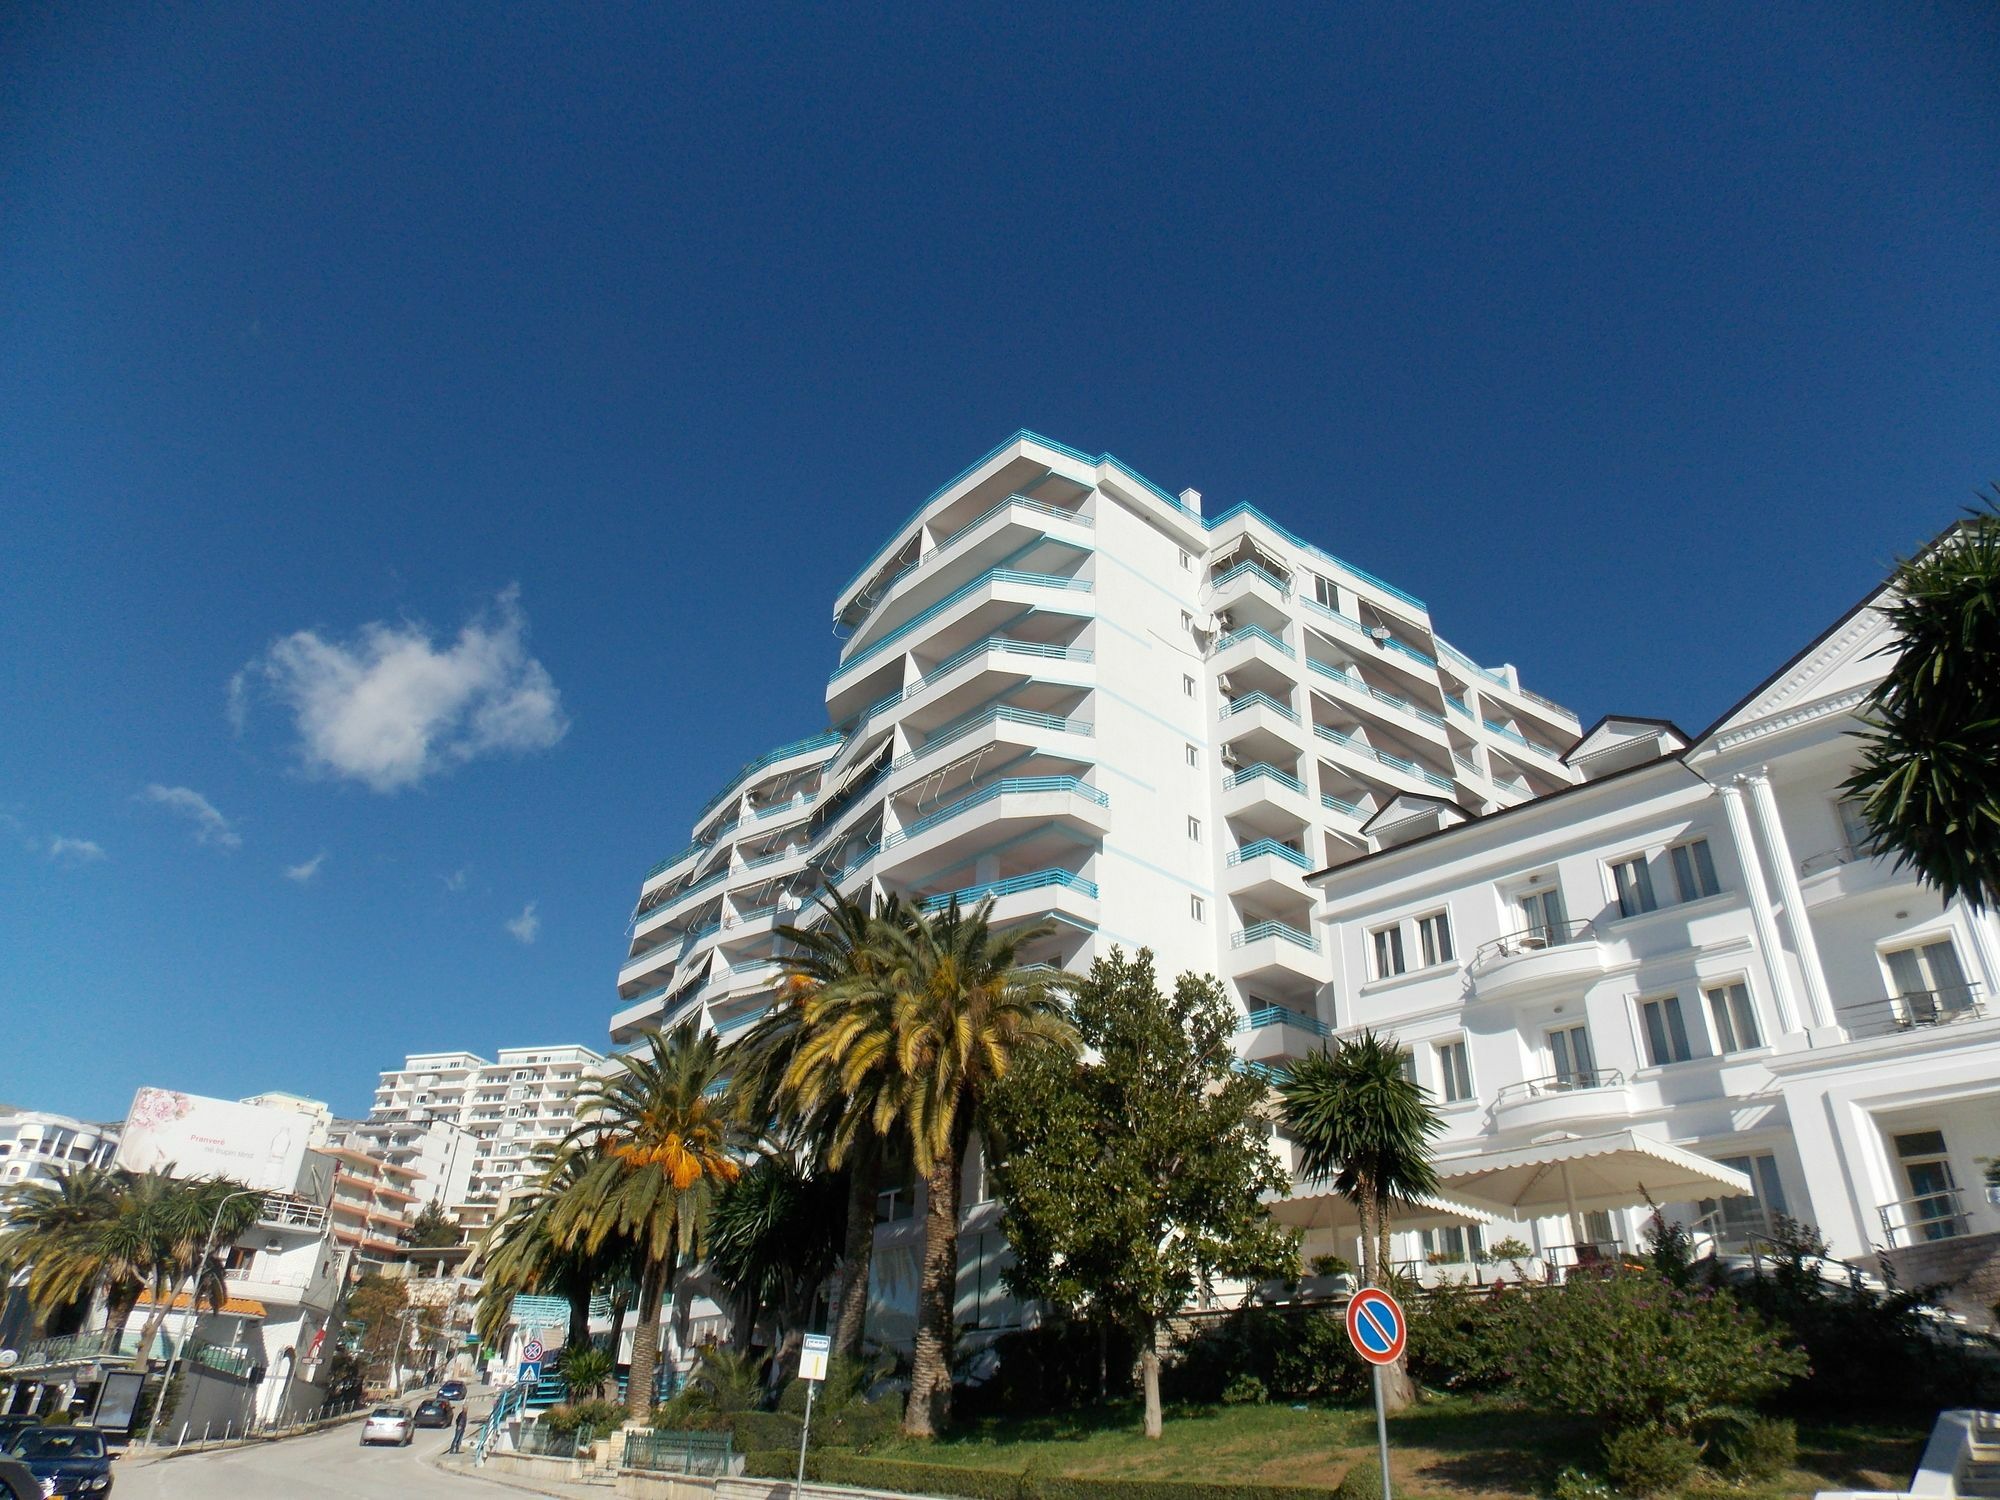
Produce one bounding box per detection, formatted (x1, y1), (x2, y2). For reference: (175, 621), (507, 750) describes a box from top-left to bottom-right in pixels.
(448, 1405), (469, 1454)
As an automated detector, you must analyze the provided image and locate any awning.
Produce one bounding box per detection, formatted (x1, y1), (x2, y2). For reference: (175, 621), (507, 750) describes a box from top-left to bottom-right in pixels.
(135, 1291), (267, 1318)
(1436, 1129), (1751, 1233)
(1266, 1187), (1496, 1235)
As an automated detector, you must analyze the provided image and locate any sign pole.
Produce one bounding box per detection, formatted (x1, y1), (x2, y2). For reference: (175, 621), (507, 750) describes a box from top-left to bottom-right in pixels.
(794, 1330), (831, 1500)
(795, 1374), (817, 1496)
(1371, 1365), (1391, 1500)
(1344, 1288), (1405, 1500)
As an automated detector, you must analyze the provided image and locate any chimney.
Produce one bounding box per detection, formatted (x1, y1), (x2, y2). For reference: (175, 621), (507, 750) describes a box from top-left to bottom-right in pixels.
(1179, 488), (1203, 515)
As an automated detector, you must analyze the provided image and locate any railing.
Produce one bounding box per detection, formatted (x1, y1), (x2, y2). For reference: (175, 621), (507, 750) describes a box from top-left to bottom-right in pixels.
(919, 868), (1099, 912)
(1238, 1004), (1330, 1036)
(516, 1421), (595, 1457)
(1444, 694), (1471, 717)
(693, 730), (846, 822)
(831, 569), (1094, 681)
(1482, 719), (1563, 761)
(1799, 844), (1876, 877)
(645, 838), (707, 881)
(893, 704), (1092, 767)
(1220, 691), (1298, 722)
(1836, 984), (1985, 1038)
(1312, 724), (1454, 791)
(635, 868), (727, 929)
(257, 1194), (328, 1230)
(1201, 500), (1428, 612)
(1877, 1187), (1970, 1246)
(1227, 839), (1311, 869)
(846, 494), (1095, 626)
(1215, 624), (1295, 659)
(1305, 659), (1446, 727)
(623, 1429), (736, 1475)
(1225, 762), (1305, 795)
(1232, 1057), (1291, 1084)
(1208, 559), (1292, 598)
(1437, 639), (1507, 687)
(1472, 920), (1598, 965)
(1494, 1069), (1624, 1105)
(881, 776), (1108, 849)
(1322, 793), (1365, 819)
(1232, 920), (1320, 953)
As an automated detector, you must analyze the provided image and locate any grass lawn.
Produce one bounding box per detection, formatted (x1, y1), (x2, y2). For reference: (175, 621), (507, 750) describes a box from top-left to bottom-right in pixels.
(861, 1396), (1929, 1498)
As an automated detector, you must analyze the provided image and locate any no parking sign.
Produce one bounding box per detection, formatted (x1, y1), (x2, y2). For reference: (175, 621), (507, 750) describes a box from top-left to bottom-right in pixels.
(1344, 1287), (1405, 1500)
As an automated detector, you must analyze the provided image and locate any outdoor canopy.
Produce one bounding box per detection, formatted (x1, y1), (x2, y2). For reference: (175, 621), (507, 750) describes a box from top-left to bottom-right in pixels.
(1264, 1186), (1497, 1234)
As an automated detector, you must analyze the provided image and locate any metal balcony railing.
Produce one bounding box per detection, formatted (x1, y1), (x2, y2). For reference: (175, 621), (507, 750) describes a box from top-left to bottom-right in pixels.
(1472, 920), (1597, 966)
(1312, 724), (1454, 792)
(1322, 793), (1365, 819)
(918, 868), (1099, 913)
(881, 776), (1107, 849)
(257, 1194), (328, 1231)
(1494, 1068), (1624, 1106)
(1220, 691), (1298, 722)
(1227, 839), (1311, 869)
(1836, 984), (1984, 1038)
(845, 494), (1095, 629)
(831, 569), (1093, 681)
(1232, 920), (1320, 953)
(1799, 843), (1881, 877)
(1237, 1004), (1330, 1037)
(1877, 1186), (1970, 1246)
(1208, 559), (1292, 598)
(1225, 762), (1305, 795)
(693, 730), (846, 822)
(1306, 659), (1447, 728)
(1215, 624), (1295, 659)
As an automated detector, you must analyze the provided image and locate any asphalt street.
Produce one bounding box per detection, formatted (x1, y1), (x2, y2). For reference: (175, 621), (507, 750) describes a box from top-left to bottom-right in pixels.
(116, 1407), (507, 1500)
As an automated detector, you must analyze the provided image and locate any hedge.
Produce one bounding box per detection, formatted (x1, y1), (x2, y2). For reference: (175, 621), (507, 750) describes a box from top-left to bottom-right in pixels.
(743, 1450), (1333, 1500)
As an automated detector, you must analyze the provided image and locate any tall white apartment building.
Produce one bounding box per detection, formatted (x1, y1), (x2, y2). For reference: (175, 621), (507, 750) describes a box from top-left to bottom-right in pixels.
(0, 1107), (119, 1187)
(613, 430), (1580, 1078)
(359, 1046), (605, 1228)
(1299, 565), (2000, 1321)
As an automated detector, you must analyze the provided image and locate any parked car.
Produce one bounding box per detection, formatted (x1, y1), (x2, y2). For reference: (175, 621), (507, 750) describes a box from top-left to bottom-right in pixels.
(412, 1398), (453, 1428)
(0, 1420), (39, 1448)
(437, 1380), (467, 1402)
(7, 1426), (113, 1495)
(359, 1407), (415, 1446)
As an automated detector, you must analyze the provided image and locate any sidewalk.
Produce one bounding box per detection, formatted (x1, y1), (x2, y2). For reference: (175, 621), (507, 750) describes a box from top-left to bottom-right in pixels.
(430, 1449), (612, 1500)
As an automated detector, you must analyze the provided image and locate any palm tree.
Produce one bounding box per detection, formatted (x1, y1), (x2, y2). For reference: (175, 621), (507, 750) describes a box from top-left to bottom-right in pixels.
(0, 1165), (128, 1339)
(115, 1172), (264, 1369)
(707, 1148), (846, 1392)
(547, 1022), (744, 1423)
(1844, 497), (2000, 911)
(730, 885), (918, 1361)
(474, 1150), (628, 1356)
(1277, 1029), (1443, 1413)
(787, 898), (1076, 1437)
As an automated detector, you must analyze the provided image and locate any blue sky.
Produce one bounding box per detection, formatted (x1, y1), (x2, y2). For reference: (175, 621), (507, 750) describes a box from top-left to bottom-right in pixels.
(3, 3), (1995, 1123)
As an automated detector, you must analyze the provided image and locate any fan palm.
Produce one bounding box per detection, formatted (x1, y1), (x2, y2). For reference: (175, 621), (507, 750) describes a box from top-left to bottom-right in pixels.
(707, 1148), (845, 1390)
(786, 898), (1076, 1436)
(548, 1022), (745, 1422)
(1277, 1029), (1443, 1412)
(1844, 498), (2000, 911)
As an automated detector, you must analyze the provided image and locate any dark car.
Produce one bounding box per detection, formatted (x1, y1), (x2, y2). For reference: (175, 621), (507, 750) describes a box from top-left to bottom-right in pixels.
(8, 1426), (112, 1496)
(0, 1420), (39, 1448)
(437, 1380), (467, 1402)
(412, 1398), (453, 1429)
(0, 1455), (40, 1500)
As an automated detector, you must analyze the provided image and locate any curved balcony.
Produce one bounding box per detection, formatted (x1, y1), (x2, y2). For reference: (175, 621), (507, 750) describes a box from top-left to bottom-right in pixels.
(1491, 1069), (1633, 1132)
(1468, 921), (1606, 1001)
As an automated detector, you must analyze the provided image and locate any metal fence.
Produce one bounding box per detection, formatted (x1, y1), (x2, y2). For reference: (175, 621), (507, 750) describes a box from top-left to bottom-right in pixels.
(622, 1428), (735, 1475)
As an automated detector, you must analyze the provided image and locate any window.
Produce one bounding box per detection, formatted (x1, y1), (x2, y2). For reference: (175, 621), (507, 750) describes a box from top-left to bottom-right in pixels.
(1835, 795), (1875, 855)
(1179, 549), (1192, 571)
(1185, 743), (1199, 768)
(1187, 816), (1202, 842)
(1699, 1153), (1788, 1242)
(1183, 674), (1197, 698)
(1548, 1024), (1596, 1085)
(1639, 995), (1694, 1066)
(1611, 856), (1658, 917)
(1517, 885), (1569, 943)
(1417, 910), (1454, 967)
(1181, 610), (1194, 632)
(1435, 1040), (1473, 1103)
(1189, 895), (1204, 921)
(1313, 574), (1338, 611)
(1893, 1130), (1963, 1241)
(1705, 982), (1761, 1053)
(1670, 839), (1720, 902)
(1421, 1225), (1484, 1264)
(1371, 924), (1407, 979)
(1883, 938), (1972, 1022)
(1396, 1050), (1417, 1085)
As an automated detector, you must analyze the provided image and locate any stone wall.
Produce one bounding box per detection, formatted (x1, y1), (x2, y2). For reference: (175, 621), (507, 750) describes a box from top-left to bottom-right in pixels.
(1876, 1228), (2000, 1329)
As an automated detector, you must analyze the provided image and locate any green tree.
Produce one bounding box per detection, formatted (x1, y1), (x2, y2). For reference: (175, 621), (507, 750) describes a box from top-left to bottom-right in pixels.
(346, 1273), (412, 1385)
(784, 897), (1077, 1437)
(0, 1166), (130, 1339)
(547, 1022), (745, 1422)
(707, 1149), (845, 1391)
(408, 1201), (461, 1249)
(986, 949), (1295, 1438)
(1844, 498), (2000, 910)
(557, 1343), (616, 1402)
(475, 1148), (635, 1356)
(1277, 1029), (1443, 1413)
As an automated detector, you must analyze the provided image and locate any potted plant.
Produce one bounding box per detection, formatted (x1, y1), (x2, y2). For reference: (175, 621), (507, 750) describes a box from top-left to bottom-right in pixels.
(1299, 1253), (1355, 1300)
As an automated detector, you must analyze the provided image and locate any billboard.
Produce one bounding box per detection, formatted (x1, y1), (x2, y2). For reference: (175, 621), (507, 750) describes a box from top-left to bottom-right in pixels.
(116, 1087), (312, 1192)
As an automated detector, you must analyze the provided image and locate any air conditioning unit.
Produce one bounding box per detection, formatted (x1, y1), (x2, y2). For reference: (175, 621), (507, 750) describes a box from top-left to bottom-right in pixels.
(1216, 674), (1234, 694)
(1215, 611), (1236, 631)
(1221, 748), (1243, 770)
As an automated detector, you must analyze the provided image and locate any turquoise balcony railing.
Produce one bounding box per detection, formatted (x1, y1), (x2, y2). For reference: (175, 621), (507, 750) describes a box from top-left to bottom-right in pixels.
(1232, 920), (1321, 953)
(919, 868), (1099, 913)
(635, 868), (727, 928)
(1306, 659), (1446, 727)
(1226, 763), (1305, 795)
(1322, 793), (1365, 819)
(1237, 1004), (1331, 1037)
(1483, 719), (1563, 760)
(1438, 640), (1508, 687)
(645, 839), (706, 881)
(1202, 500), (1428, 613)
(1220, 691), (1298, 722)
(1232, 1057), (1293, 1084)
(881, 777), (1108, 849)
(893, 704), (1093, 768)
(1312, 724), (1453, 792)
(1226, 839), (1311, 869)
(831, 569), (1094, 682)
(694, 731), (845, 823)
(1216, 624), (1295, 659)
(1208, 559), (1292, 598)
(846, 495), (1096, 629)
(1445, 694), (1471, 717)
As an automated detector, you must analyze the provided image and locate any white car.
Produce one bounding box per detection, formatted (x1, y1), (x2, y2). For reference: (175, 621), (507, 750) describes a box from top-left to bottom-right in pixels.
(360, 1407), (415, 1446)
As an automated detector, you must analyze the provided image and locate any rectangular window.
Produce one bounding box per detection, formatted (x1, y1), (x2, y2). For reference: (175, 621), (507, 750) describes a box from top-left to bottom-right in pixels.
(1670, 839), (1720, 902)
(1611, 856), (1658, 917)
(1189, 895), (1204, 921)
(1883, 938), (1972, 1023)
(1397, 1050), (1418, 1085)
(1835, 795), (1875, 855)
(1705, 982), (1761, 1053)
(1187, 816), (1202, 842)
(1185, 743), (1199, 768)
(1417, 911), (1454, 967)
(1435, 1040), (1472, 1103)
(1549, 1023), (1596, 1085)
(1181, 610), (1194, 632)
(1699, 1153), (1789, 1242)
(1183, 674), (1197, 698)
(1421, 1226), (1484, 1263)
(1179, 549), (1192, 571)
(1313, 574), (1339, 611)
(1640, 995), (1694, 1066)
(1372, 925), (1407, 979)
(1517, 885), (1569, 943)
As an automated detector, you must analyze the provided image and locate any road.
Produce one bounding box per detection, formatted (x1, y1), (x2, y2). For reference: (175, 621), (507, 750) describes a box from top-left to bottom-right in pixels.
(117, 1409), (509, 1500)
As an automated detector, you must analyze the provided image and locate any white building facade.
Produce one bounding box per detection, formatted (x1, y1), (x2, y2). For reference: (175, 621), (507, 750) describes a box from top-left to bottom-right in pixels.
(1305, 577), (2000, 1318)
(0, 1108), (118, 1188)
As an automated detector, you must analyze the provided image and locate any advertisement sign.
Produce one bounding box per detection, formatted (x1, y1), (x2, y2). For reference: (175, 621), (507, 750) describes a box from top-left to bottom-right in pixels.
(91, 1371), (146, 1433)
(117, 1088), (311, 1191)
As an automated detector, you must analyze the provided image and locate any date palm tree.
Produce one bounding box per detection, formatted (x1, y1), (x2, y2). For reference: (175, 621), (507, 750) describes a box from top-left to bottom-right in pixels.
(0, 1165), (128, 1339)
(1844, 498), (2000, 911)
(116, 1172), (264, 1368)
(548, 1022), (744, 1423)
(786, 898), (1076, 1437)
(475, 1150), (631, 1357)
(1277, 1029), (1443, 1413)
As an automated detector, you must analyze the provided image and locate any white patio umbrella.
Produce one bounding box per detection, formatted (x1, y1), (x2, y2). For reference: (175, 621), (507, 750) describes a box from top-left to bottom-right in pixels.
(1435, 1128), (1752, 1250)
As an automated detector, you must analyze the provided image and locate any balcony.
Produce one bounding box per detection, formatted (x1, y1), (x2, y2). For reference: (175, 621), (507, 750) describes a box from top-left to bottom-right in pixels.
(830, 568), (1093, 684)
(1492, 1069), (1633, 1133)
(917, 867), (1099, 916)
(1225, 838), (1313, 902)
(1305, 659), (1448, 737)
(1468, 921), (1606, 1001)
(1207, 558), (1292, 604)
(1230, 920), (1324, 989)
(880, 777), (1109, 855)
(1236, 1004), (1330, 1065)
(1877, 1186), (1970, 1247)
(1834, 985), (1986, 1040)
(256, 1194), (329, 1232)
(1797, 844), (1910, 907)
(1312, 723), (1454, 794)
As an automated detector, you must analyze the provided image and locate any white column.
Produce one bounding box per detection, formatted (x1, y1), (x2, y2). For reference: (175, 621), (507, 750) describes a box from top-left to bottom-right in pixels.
(1954, 897), (2000, 1003)
(1745, 770), (1835, 1029)
(1717, 781), (1802, 1037)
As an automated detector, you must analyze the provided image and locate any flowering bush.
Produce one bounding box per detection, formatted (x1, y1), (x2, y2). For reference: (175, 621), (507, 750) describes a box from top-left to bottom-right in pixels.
(1508, 1271), (1806, 1434)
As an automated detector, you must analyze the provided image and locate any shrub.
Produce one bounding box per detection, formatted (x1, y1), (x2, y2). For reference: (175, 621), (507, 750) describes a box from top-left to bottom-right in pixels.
(1334, 1457), (1390, 1499)
(744, 1450), (1332, 1500)
(1508, 1271), (1806, 1433)
(545, 1398), (625, 1435)
(1708, 1415), (1797, 1481)
(1163, 1306), (1365, 1405)
(727, 1410), (804, 1451)
(1601, 1424), (1700, 1496)
(1547, 1469), (1614, 1500)
(1310, 1254), (1353, 1277)
(955, 1321), (1137, 1416)
(1407, 1282), (1517, 1393)
(1220, 1374), (1267, 1406)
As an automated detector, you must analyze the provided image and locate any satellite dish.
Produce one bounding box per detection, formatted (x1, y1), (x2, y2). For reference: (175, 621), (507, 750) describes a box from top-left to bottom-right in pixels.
(1368, 627), (1393, 643)
(0, 1350), (17, 1369)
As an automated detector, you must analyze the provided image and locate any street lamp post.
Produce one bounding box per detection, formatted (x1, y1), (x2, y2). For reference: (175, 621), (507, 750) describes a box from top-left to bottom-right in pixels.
(143, 1188), (263, 1449)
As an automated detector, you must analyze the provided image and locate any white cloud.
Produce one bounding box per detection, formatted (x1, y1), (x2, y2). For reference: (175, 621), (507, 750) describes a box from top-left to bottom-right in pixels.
(140, 785), (241, 849)
(235, 586), (568, 792)
(440, 866), (469, 893)
(284, 851), (327, 883)
(225, 670), (250, 735)
(506, 901), (540, 944)
(48, 836), (107, 864)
